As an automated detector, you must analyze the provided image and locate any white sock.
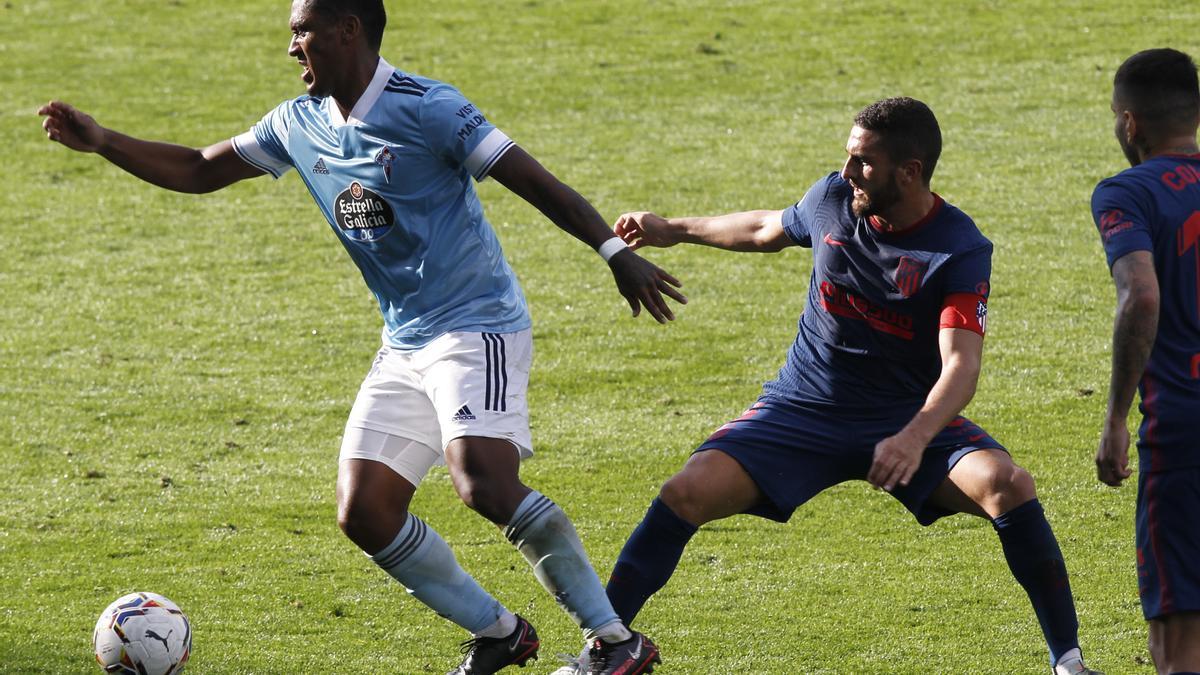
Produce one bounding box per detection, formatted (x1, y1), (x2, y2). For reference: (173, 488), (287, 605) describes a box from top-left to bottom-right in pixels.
(474, 610), (518, 639)
(593, 620), (633, 643)
(504, 491), (621, 638)
(370, 514), (504, 634)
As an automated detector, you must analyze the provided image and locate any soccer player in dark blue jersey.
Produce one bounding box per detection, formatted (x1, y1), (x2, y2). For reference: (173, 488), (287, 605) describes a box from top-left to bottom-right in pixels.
(1091, 48), (1200, 674)
(568, 98), (1100, 674)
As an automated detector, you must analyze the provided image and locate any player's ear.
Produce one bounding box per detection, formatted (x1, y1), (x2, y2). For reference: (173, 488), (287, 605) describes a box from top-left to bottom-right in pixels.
(1121, 110), (1138, 145)
(339, 13), (362, 45)
(899, 158), (923, 187)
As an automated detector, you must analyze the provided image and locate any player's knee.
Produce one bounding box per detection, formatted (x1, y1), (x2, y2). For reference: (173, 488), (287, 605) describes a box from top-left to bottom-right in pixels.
(658, 474), (708, 526)
(982, 462), (1037, 513)
(337, 492), (403, 549)
(454, 478), (517, 524)
(1004, 464), (1036, 500)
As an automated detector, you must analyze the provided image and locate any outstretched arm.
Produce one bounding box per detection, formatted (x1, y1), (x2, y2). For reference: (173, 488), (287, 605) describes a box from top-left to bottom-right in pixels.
(614, 210), (793, 253)
(488, 145), (686, 323)
(1097, 250), (1159, 487)
(868, 327), (983, 492)
(39, 100), (264, 194)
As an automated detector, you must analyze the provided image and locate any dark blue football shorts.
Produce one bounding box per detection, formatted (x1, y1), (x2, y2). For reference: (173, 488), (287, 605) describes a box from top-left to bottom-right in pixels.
(697, 396), (1006, 526)
(1136, 466), (1200, 619)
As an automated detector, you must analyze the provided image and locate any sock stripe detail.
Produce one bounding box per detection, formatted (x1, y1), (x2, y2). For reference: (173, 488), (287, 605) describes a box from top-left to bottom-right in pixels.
(504, 494), (555, 543)
(373, 515), (428, 570)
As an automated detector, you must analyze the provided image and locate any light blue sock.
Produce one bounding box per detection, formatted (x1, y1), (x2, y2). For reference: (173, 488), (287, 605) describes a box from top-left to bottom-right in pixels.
(371, 514), (503, 633)
(505, 491), (621, 640)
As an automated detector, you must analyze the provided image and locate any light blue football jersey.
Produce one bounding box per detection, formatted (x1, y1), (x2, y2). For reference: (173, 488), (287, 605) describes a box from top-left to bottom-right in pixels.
(232, 58), (530, 349)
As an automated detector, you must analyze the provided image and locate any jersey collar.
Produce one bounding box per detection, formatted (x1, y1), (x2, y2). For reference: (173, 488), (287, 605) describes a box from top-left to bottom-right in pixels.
(329, 57), (395, 128)
(868, 193), (944, 237)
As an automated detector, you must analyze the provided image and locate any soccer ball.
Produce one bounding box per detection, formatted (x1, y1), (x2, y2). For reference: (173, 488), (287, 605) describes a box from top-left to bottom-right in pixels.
(93, 592), (191, 675)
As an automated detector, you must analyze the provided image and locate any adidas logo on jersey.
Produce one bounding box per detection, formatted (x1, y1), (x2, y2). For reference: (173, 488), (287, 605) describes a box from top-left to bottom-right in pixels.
(312, 157), (330, 174)
(451, 405), (476, 421)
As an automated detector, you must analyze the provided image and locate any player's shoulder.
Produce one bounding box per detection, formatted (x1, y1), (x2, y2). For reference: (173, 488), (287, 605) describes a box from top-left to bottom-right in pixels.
(795, 172), (851, 210)
(384, 68), (438, 99)
(936, 198), (992, 252)
(272, 93), (329, 121)
(819, 172), (851, 199)
(1093, 155), (1192, 196)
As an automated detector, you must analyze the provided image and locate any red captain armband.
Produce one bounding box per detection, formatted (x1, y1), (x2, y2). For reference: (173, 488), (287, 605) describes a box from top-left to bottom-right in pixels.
(940, 293), (988, 336)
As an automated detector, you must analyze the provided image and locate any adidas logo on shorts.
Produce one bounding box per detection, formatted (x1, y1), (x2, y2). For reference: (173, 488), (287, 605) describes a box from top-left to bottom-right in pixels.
(451, 405), (476, 421)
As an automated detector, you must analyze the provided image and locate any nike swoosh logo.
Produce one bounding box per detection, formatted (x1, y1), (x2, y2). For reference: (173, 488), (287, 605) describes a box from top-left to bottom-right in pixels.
(629, 639), (642, 660)
(509, 625), (527, 650)
(822, 232), (848, 246)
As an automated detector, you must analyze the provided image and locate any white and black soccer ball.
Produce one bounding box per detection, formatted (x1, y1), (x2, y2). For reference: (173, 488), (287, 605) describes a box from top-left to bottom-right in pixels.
(93, 592), (191, 675)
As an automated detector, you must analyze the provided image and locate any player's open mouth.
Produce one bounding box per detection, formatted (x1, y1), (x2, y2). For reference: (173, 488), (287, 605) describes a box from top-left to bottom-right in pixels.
(300, 64), (312, 83)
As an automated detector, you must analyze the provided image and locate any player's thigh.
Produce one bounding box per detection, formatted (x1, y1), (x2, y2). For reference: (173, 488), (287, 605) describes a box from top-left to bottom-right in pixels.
(660, 449), (766, 526)
(670, 399), (857, 525)
(417, 329), (534, 459)
(932, 447), (1035, 519)
(338, 426), (439, 497)
(336, 430), (433, 552)
(888, 416), (1024, 524)
(444, 435), (529, 523)
(1148, 611), (1200, 670)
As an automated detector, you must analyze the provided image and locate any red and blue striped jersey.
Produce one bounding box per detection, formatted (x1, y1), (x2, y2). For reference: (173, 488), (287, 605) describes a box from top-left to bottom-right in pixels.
(764, 173), (992, 414)
(1092, 154), (1200, 471)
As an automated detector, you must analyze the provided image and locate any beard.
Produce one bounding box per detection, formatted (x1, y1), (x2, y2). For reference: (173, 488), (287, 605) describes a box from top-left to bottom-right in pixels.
(850, 173), (903, 218)
(1118, 135), (1142, 167)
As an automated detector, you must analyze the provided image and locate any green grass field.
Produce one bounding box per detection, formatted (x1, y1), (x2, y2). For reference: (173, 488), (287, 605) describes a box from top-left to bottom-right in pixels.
(2, 0), (1196, 672)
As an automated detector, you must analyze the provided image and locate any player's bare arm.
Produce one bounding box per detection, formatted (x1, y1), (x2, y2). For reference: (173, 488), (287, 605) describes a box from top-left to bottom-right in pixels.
(868, 327), (983, 492)
(488, 146), (686, 323)
(39, 100), (264, 194)
(1097, 250), (1159, 487)
(614, 209), (792, 252)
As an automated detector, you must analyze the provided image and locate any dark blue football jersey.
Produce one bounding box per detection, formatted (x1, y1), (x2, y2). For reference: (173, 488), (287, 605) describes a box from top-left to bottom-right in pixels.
(1092, 154), (1200, 471)
(763, 173), (992, 415)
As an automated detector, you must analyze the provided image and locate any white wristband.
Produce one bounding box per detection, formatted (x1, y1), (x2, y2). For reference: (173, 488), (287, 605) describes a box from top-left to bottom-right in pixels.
(597, 237), (629, 262)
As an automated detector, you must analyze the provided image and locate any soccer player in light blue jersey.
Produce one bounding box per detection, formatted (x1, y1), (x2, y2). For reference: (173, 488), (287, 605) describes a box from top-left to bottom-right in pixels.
(39, 1), (678, 673)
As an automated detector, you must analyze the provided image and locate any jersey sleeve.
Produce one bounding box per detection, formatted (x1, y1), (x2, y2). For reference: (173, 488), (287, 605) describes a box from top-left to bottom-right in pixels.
(1091, 177), (1154, 268)
(937, 243), (992, 336)
(230, 100), (294, 179)
(780, 173), (839, 248)
(419, 84), (514, 182)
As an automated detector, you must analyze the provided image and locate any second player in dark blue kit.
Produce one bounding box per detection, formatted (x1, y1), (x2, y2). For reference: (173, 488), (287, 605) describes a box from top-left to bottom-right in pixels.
(1091, 48), (1200, 674)
(590, 98), (1101, 674)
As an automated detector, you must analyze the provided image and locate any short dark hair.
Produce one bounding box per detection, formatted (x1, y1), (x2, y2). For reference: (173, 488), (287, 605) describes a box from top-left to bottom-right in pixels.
(853, 97), (942, 184)
(308, 0), (387, 51)
(1114, 48), (1200, 135)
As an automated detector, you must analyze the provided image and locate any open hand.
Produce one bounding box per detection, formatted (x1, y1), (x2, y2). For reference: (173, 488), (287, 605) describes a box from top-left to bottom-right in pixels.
(868, 431), (925, 492)
(607, 249), (686, 323)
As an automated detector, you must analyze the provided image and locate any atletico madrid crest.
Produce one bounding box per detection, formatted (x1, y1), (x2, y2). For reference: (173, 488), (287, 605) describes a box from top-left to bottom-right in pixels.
(894, 256), (928, 298)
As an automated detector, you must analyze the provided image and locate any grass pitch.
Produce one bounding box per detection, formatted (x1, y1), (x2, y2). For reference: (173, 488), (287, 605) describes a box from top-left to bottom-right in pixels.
(2, 1), (1195, 672)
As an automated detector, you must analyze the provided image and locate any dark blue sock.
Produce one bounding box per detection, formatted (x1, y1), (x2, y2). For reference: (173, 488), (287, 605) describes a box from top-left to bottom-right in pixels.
(992, 499), (1079, 665)
(605, 498), (698, 625)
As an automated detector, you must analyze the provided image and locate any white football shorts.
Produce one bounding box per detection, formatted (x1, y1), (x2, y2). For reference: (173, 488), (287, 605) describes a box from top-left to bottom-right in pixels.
(340, 329), (534, 485)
